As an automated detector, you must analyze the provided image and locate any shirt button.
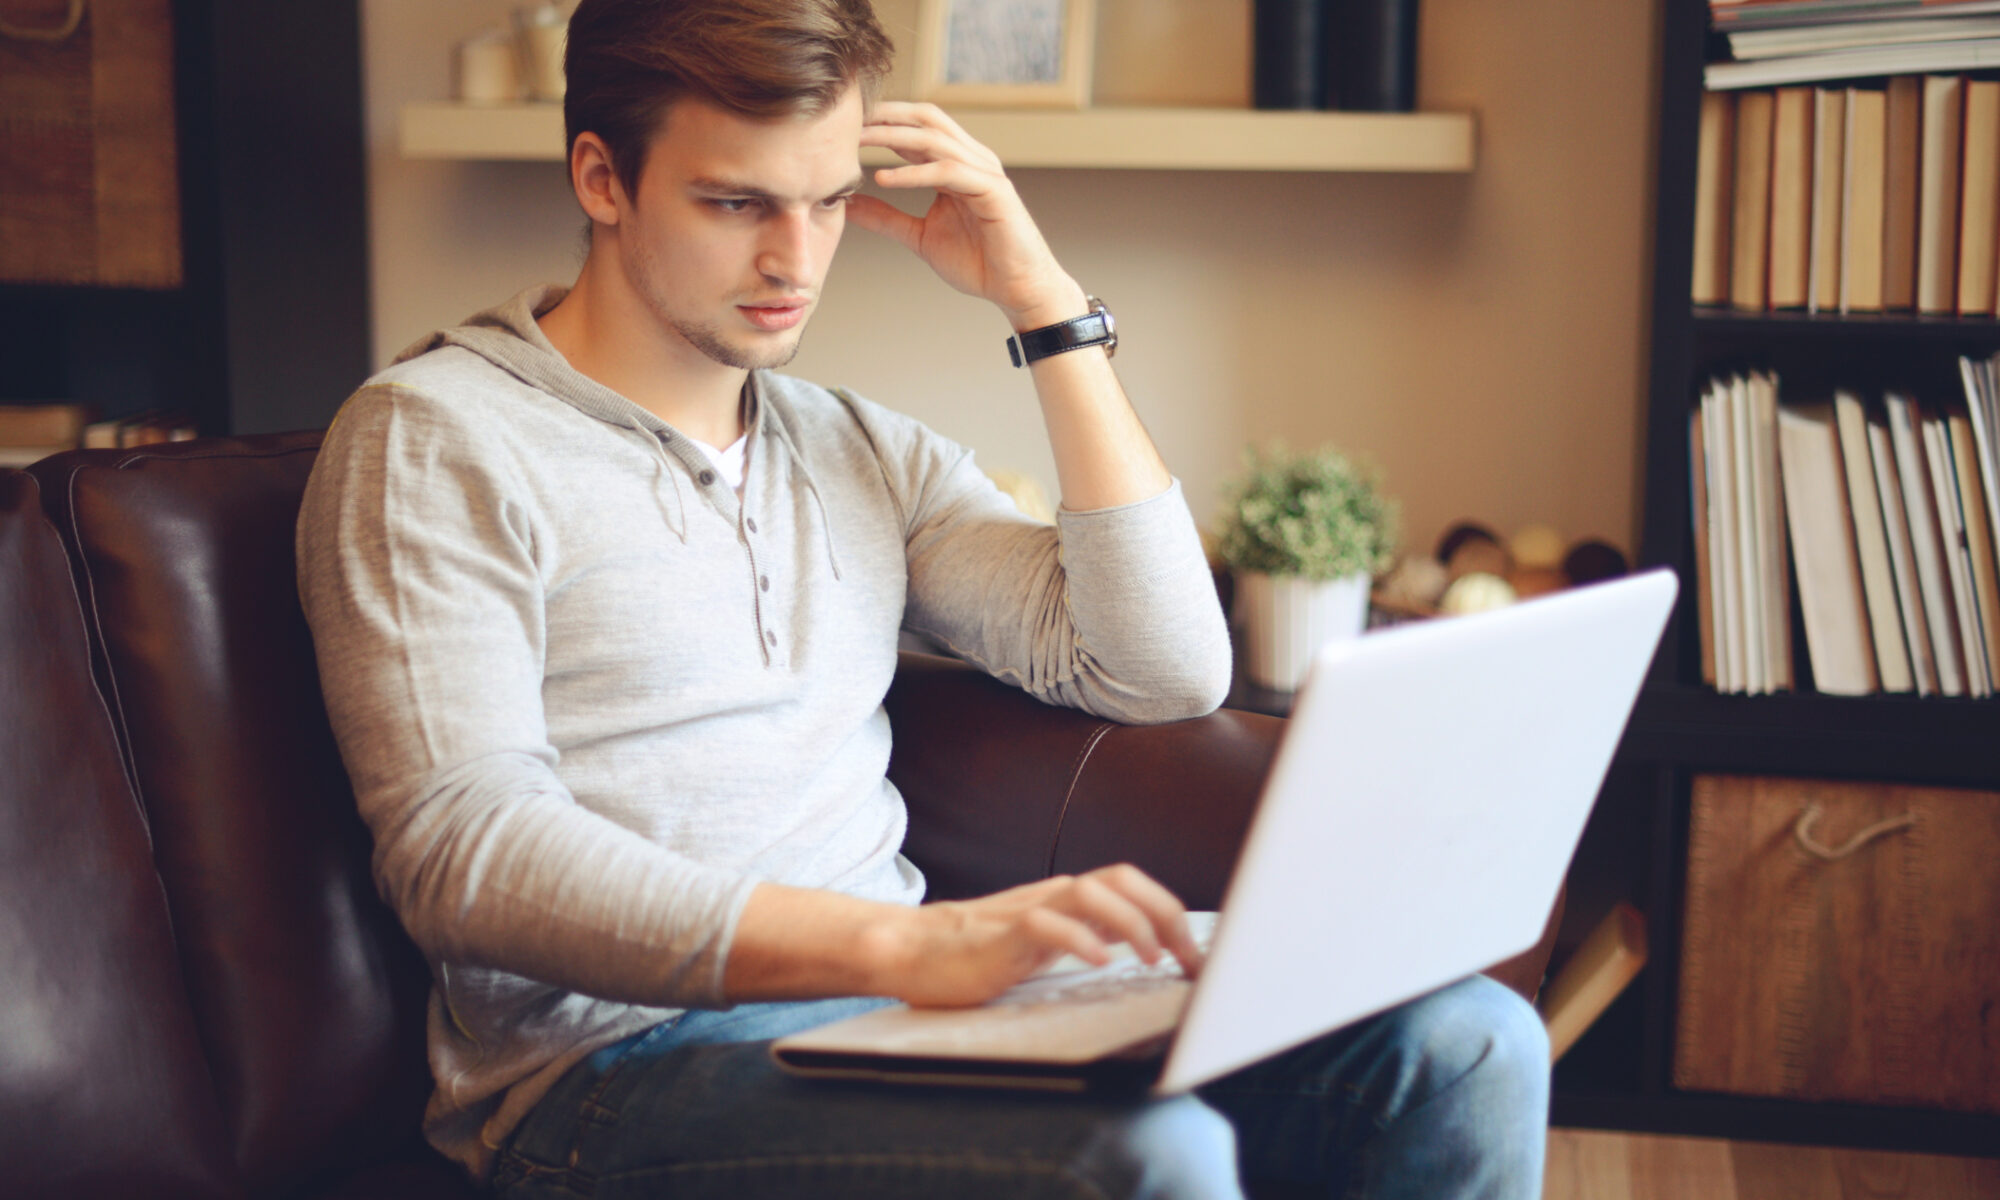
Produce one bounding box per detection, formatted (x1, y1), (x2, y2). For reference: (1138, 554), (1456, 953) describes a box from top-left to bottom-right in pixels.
(760, 575), (770, 592)
(698, 469), (716, 486)
(766, 631), (777, 646)
(746, 517), (759, 533)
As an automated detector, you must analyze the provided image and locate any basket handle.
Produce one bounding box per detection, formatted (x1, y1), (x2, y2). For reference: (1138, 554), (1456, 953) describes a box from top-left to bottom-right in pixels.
(1, 0), (85, 43)
(1793, 802), (1917, 861)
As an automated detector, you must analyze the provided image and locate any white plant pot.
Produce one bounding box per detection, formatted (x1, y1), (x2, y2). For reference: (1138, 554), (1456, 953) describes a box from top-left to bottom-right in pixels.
(1236, 570), (1371, 691)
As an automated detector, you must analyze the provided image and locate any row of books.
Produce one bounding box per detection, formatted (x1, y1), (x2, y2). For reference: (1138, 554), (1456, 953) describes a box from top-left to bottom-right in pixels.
(1692, 75), (2000, 315)
(0, 404), (197, 468)
(1691, 357), (2000, 696)
(1709, 0), (2000, 89)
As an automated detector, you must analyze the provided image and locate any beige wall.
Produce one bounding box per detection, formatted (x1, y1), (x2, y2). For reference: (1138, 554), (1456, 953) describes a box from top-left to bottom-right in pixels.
(361, 0), (1659, 558)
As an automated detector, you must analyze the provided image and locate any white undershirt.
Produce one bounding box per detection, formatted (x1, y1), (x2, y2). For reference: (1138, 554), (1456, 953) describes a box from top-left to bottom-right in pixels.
(689, 434), (748, 493)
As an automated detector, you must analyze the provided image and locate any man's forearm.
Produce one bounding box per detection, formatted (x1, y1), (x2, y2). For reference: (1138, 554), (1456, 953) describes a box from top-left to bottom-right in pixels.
(721, 881), (914, 1001)
(1008, 279), (1172, 513)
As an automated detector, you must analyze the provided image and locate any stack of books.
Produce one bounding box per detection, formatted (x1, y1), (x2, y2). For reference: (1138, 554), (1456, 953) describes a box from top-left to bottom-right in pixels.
(81, 411), (199, 449)
(1691, 358), (2000, 696)
(1692, 73), (2000, 314)
(1691, 372), (1795, 694)
(0, 404), (89, 468)
(0, 405), (197, 469)
(1709, 1), (2000, 90)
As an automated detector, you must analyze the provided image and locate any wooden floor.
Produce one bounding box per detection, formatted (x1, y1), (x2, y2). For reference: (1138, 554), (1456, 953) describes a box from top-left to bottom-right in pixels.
(1544, 1129), (2000, 1199)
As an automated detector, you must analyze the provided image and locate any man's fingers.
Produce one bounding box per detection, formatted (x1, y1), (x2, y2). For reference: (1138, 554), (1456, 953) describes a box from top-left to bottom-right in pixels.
(1068, 874), (1165, 963)
(843, 194), (923, 253)
(866, 101), (1001, 171)
(1022, 905), (1112, 967)
(1087, 864), (1204, 973)
(872, 157), (1002, 205)
(860, 122), (961, 168)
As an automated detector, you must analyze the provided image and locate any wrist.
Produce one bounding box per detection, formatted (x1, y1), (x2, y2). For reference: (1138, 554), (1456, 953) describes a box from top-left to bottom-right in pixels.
(852, 903), (924, 997)
(1004, 277), (1089, 334)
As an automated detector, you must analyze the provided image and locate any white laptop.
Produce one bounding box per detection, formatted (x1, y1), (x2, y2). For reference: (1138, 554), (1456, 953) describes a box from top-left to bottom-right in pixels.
(772, 570), (1677, 1095)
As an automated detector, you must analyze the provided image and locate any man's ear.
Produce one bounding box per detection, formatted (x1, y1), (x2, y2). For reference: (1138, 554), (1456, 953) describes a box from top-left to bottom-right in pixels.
(570, 132), (625, 228)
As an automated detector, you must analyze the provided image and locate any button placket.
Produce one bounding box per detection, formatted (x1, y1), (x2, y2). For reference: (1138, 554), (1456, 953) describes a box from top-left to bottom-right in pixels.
(739, 505), (780, 665)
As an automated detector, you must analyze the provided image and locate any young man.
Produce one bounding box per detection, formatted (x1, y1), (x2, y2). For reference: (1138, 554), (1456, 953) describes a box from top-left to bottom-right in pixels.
(296, 1), (1550, 1195)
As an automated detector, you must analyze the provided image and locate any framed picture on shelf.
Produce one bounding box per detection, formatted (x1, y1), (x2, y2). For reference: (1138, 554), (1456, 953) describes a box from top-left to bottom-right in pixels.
(913, 0), (1095, 109)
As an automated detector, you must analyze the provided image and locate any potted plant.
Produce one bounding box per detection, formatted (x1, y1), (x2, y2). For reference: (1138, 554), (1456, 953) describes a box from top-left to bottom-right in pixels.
(1217, 441), (1398, 690)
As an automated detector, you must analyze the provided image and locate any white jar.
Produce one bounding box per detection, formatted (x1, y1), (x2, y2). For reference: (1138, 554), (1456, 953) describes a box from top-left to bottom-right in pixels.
(1235, 570), (1371, 691)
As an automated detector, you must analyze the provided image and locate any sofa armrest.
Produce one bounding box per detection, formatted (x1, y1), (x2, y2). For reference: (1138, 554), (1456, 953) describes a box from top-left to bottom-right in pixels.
(885, 651), (1275, 909)
(884, 652), (1561, 1001)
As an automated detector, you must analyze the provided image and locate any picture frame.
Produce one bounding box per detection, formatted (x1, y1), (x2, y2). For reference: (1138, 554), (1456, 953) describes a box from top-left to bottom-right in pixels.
(913, 0), (1095, 110)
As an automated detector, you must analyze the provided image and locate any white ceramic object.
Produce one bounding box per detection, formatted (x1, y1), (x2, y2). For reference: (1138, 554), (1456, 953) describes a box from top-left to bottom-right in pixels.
(516, 5), (568, 102)
(458, 29), (521, 105)
(1237, 570), (1371, 691)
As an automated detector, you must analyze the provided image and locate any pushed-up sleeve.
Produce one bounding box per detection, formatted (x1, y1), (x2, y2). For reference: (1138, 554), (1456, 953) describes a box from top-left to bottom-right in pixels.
(863, 399), (1232, 724)
(296, 386), (757, 1008)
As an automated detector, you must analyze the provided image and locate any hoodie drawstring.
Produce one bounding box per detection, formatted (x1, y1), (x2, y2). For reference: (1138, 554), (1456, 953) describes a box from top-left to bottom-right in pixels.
(763, 406), (844, 582)
(628, 421), (688, 544)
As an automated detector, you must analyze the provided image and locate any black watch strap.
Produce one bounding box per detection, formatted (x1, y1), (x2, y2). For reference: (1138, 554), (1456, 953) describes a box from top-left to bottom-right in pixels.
(1006, 296), (1116, 367)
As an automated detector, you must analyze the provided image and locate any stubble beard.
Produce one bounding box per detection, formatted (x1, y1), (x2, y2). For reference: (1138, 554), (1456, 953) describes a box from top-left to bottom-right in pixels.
(671, 314), (806, 371)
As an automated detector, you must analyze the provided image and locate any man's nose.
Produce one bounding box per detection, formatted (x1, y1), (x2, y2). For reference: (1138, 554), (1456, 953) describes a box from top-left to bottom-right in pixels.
(756, 209), (816, 286)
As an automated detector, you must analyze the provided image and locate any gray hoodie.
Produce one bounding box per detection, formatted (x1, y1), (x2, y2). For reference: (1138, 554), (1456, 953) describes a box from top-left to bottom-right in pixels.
(295, 285), (1231, 1180)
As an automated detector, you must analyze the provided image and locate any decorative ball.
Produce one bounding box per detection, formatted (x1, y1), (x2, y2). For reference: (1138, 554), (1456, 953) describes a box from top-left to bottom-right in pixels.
(1507, 565), (1568, 599)
(1437, 522), (1509, 582)
(1510, 524), (1567, 571)
(1440, 571), (1517, 616)
(1436, 520), (1502, 565)
(1377, 555), (1450, 611)
(1563, 539), (1630, 585)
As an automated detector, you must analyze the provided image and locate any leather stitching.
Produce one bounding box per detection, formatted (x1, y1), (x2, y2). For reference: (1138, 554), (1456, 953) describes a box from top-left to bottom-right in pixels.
(60, 462), (146, 821)
(11, 471), (154, 846)
(53, 443), (322, 835)
(1045, 722), (1116, 879)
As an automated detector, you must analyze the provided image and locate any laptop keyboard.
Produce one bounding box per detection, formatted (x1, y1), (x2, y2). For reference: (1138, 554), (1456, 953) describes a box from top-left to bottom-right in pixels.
(997, 956), (1191, 1008)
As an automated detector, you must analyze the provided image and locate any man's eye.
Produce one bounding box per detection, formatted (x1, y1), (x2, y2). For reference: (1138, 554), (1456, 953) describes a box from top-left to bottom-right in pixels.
(710, 198), (755, 213)
(822, 194), (854, 210)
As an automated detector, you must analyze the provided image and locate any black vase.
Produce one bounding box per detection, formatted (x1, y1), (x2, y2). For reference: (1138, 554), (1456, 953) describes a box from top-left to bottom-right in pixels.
(1326, 0), (1421, 113)
(1252, 0), (1328, 111)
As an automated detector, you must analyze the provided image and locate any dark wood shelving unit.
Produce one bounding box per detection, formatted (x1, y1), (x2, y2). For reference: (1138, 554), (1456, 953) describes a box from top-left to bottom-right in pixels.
(1622, 685), (2000, 786)
(1557, 0), (2000, 1158)
(0, 0), (368, 437)
(1692, 307), (2000, 339)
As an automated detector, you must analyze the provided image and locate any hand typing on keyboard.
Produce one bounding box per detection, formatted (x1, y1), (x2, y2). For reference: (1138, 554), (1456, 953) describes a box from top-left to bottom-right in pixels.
(1001, 911), (1219, 1007)
(997, 955), (1193, 1007)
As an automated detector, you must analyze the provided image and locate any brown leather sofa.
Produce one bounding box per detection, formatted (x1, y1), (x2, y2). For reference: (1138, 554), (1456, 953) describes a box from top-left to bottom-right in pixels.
(1, 431), (1559, 1200)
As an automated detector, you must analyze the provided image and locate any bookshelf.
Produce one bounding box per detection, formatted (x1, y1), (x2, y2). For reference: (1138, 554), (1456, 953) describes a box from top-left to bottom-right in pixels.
(1564, 0), (2000, 1156)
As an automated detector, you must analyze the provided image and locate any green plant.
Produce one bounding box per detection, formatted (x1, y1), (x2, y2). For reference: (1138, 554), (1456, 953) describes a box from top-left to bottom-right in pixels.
(1216, 441), (1398, 581)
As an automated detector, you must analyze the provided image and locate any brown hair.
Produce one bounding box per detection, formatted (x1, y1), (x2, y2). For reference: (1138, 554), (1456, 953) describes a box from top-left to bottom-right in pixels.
(564, 0), (894, 197)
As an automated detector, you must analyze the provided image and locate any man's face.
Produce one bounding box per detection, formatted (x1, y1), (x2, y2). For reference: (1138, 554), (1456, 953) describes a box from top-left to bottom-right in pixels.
(612, 87), (865, 372)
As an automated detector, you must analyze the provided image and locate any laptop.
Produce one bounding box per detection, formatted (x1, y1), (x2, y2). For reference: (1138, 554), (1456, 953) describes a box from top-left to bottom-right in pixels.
(772, 569), (1677, 1095)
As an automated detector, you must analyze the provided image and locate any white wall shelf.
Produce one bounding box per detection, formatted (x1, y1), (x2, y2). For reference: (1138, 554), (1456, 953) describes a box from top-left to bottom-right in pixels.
(399, 103), (1477, 173)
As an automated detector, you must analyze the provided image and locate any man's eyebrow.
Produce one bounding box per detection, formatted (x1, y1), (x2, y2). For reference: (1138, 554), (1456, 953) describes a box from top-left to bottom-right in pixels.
(687, 174), (866, 199)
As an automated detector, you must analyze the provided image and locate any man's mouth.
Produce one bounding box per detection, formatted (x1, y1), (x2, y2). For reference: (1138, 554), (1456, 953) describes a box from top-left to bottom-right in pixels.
(739, 300), (810, 332)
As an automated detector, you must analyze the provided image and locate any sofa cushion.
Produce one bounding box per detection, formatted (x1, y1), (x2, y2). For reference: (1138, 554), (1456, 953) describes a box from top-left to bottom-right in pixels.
(30, 437), (435, 1196)
(0, 470), (238, 1199)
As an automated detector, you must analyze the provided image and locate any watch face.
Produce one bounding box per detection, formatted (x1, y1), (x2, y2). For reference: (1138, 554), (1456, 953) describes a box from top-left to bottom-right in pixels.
(1087, 295), (1117, 358)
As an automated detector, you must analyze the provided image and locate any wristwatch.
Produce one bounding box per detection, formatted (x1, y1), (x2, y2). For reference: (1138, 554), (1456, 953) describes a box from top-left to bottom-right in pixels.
(1006, 295), (1117, 367)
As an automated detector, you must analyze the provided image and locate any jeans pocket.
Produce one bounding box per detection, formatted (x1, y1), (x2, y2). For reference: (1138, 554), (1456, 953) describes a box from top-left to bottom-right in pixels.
(578, 1012), (690, 1126)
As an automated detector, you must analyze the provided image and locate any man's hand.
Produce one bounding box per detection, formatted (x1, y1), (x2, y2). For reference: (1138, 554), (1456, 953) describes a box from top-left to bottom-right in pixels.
(723, 863), (1205, 1009)
(878, 864), (1206, 1007)
(847, 101), (1088, 332)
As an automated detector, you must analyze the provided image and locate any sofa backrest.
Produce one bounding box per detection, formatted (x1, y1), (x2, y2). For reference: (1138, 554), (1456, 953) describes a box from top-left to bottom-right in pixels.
(23, 434), (433, 1197)
(2, 469), (241, 1199)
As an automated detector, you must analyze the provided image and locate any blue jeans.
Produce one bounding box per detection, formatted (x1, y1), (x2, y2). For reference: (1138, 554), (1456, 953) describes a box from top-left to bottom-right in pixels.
(491, 974), (1548, 1199)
